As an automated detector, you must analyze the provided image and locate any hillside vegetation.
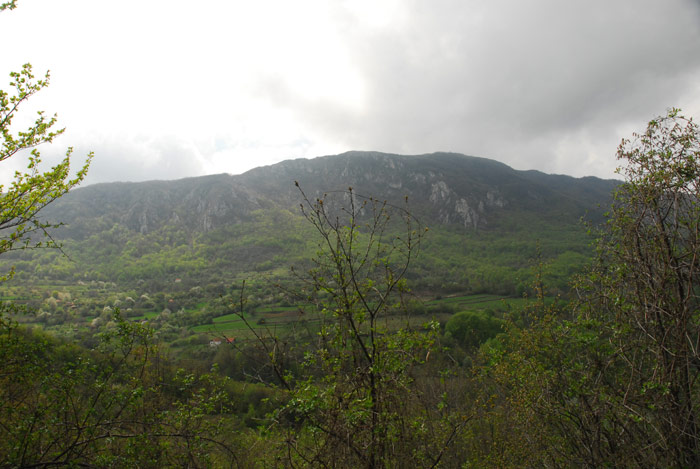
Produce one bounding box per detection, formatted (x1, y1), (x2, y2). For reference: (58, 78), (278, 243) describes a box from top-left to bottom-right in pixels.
(2, 152), (616, 301)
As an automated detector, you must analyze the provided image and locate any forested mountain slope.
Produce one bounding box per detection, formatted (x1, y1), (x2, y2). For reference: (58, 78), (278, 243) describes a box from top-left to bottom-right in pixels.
(5, 152), (618, 295)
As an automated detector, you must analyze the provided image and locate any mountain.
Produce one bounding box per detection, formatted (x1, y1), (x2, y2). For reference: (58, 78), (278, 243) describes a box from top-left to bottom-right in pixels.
(44, 151), (617, 237)
(7, 151), (619, 297)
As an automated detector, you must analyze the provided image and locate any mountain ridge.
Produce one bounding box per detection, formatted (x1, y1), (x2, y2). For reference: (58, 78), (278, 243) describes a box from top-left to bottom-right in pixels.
(45, 151), (618, 238)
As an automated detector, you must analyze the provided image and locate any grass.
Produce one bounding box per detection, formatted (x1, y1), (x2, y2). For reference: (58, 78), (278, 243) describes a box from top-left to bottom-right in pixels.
(130, 311), (160, 320)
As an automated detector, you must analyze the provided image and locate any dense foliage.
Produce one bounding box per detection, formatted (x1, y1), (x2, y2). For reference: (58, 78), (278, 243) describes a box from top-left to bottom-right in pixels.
(463, 109), (700, 467)
(0, 309), (243, 466)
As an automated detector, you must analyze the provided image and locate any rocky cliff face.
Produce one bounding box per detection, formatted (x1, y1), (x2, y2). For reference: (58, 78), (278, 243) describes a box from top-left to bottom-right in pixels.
(241, 151), (615, 230)
(43, 151), (618, 238)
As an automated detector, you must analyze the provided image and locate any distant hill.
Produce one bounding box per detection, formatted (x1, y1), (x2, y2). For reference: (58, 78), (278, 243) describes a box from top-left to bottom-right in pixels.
(7, 151), (619, 296)
(44, 151), (617, 237)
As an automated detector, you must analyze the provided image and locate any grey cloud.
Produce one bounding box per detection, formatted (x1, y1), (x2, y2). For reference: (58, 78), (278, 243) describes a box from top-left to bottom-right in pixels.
(78, 135), (206, 185)
(259, 0), (700, 177)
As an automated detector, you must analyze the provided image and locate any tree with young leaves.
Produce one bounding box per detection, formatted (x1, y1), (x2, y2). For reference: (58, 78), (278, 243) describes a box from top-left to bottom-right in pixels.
(0, 311), (241, 467)
(469, 109), (700, 467)
(1, 2), (92, 280)
(234, 186), (467, 467)
(574, 108), (700, 466)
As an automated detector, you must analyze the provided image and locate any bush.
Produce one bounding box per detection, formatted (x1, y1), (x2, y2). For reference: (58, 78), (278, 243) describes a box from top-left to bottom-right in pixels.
(444, 310), (503, 349)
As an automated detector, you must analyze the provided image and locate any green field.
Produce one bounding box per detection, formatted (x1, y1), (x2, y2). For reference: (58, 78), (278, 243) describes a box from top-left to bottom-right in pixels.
(426, 293), (536, 311)
(190, 293), (547, 336)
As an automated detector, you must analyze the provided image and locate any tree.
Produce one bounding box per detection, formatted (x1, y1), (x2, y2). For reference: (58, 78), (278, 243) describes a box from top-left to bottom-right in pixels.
(469, 109), (700, 467)
(444, 310), (503, 350)
(0, 311), (240, 467)
(575, 108), (700, 465)
(1, 2), (92, 280)
(235, 186), (467, 467)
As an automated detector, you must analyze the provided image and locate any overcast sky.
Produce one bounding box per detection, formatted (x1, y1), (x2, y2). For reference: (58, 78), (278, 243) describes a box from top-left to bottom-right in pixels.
(2, 0), (700, 185)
